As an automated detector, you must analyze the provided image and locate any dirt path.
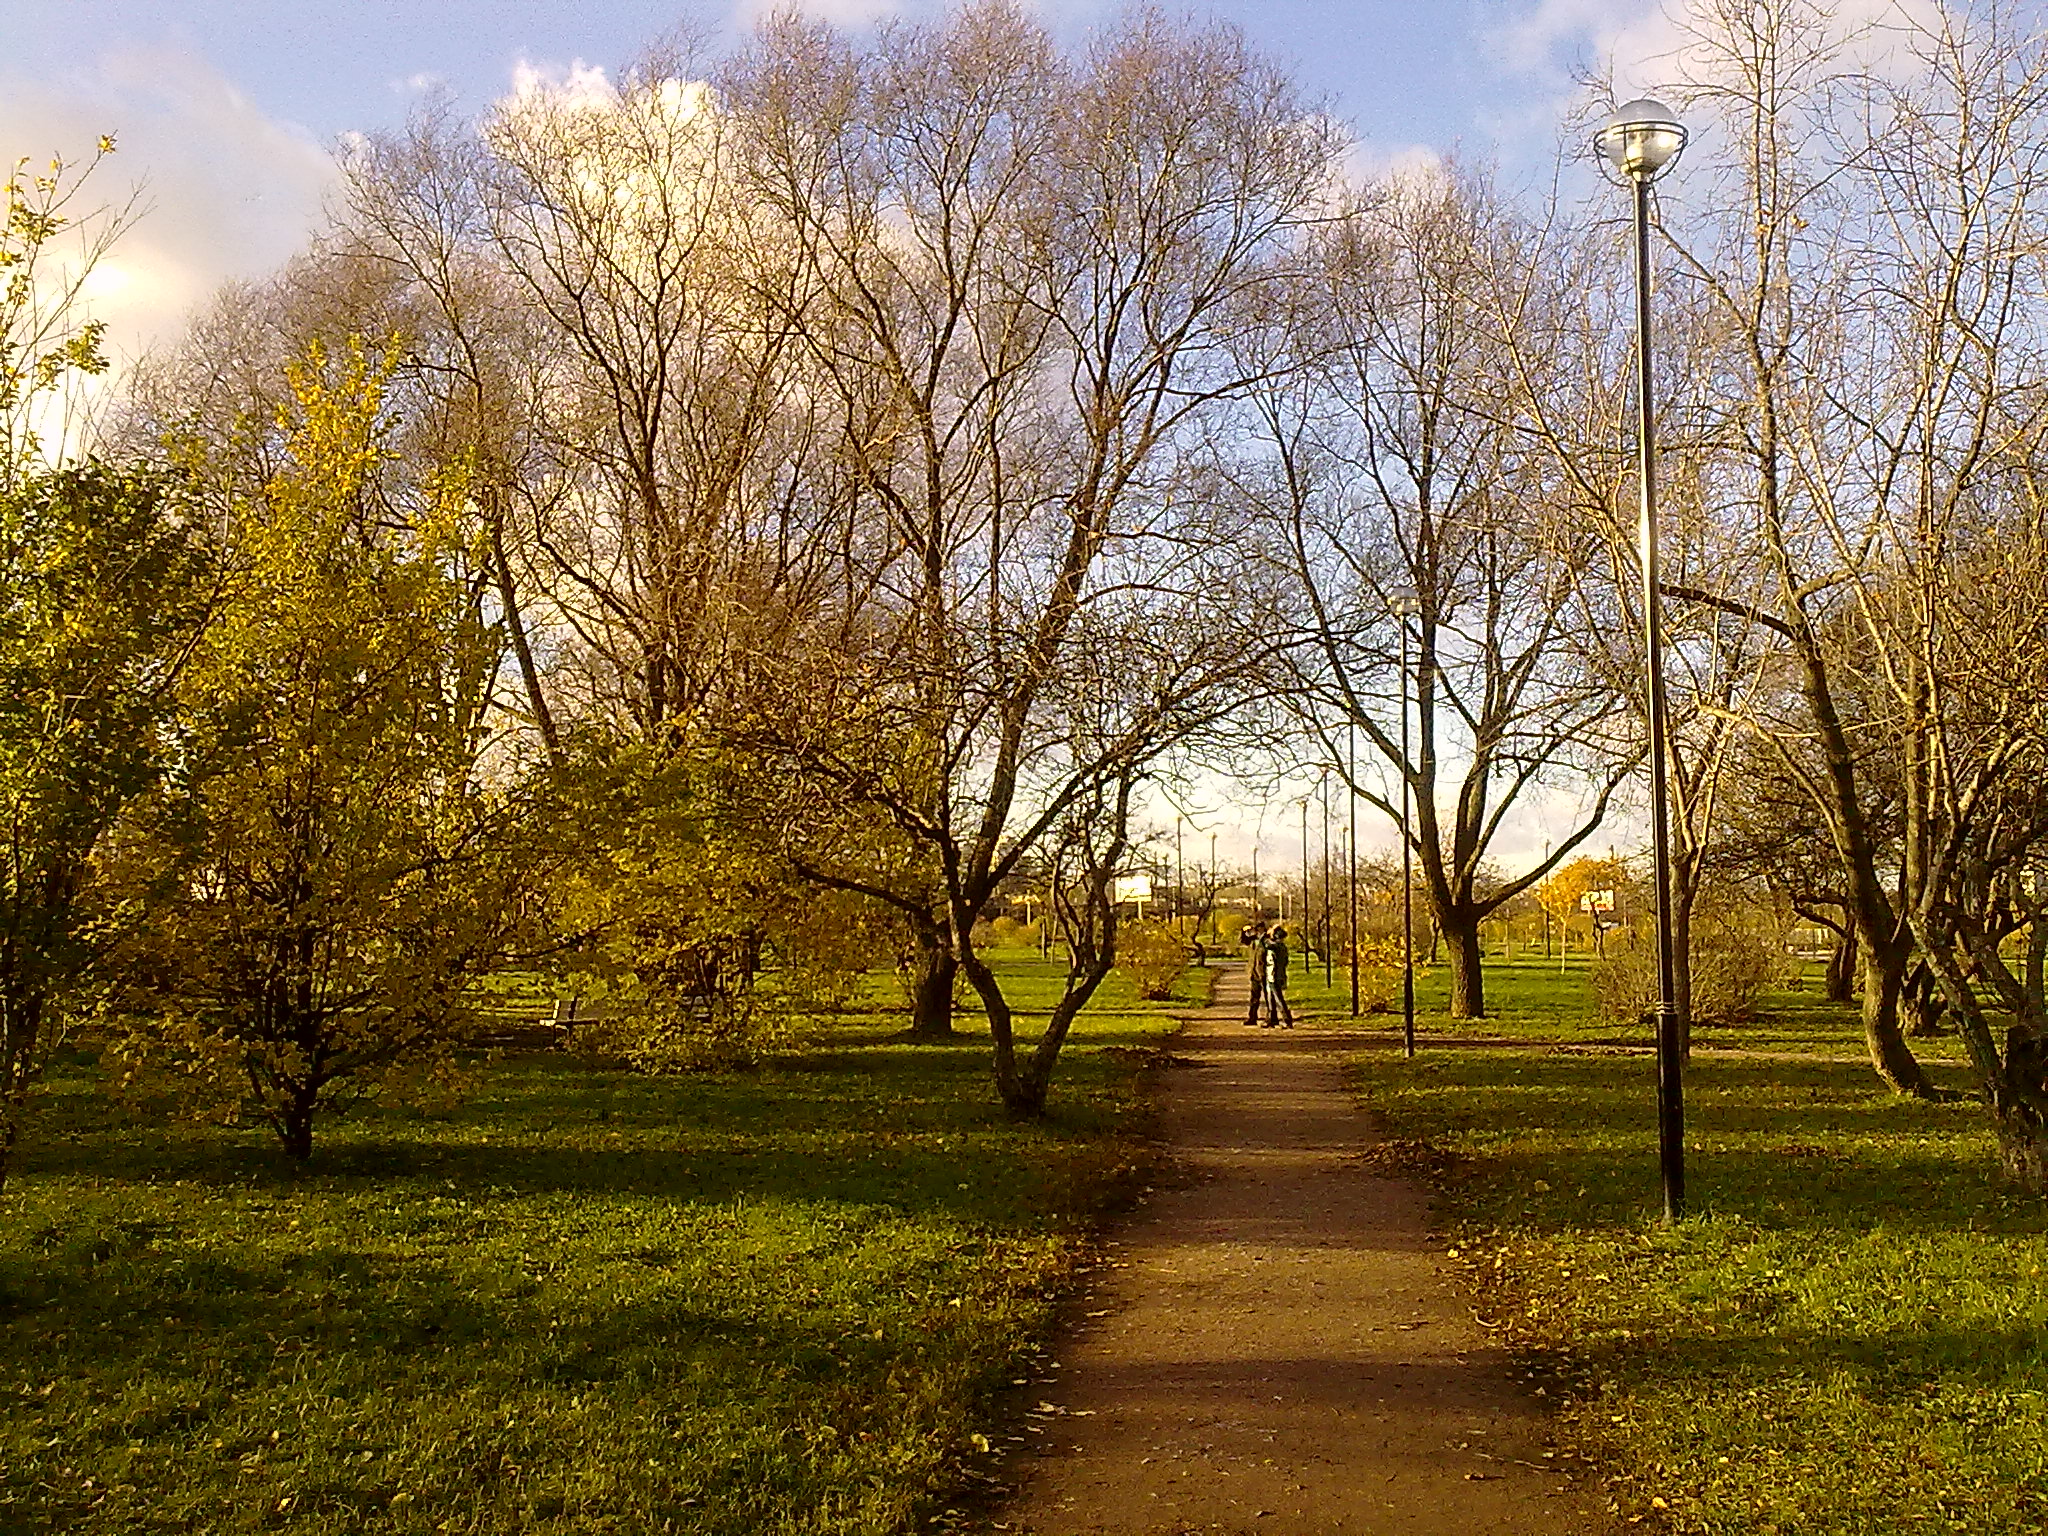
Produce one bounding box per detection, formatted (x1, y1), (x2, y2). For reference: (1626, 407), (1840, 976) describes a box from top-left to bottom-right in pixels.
(996, 964), (1615, 1536)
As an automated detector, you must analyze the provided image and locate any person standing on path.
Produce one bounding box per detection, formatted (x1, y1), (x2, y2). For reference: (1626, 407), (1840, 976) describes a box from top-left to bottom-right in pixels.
(1241, 920), (1268, 1027)
(1263, 923), (1296, 1028)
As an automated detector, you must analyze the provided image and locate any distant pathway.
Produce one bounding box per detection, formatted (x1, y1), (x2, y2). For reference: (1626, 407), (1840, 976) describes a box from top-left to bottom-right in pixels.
(998, 965), (1616, 1536)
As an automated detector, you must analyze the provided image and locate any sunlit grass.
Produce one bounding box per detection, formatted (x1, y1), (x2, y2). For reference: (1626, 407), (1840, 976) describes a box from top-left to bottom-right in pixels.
(1292, 950), (1972, 1067)
(0, 966), (1191, 1535)
(1350, 1028), (2048, 1534)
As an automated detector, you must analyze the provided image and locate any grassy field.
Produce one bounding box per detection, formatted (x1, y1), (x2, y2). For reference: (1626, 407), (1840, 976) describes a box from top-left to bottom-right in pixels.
(1345, 962), (2046, 1535)
(0, 952), (1205, 1536)
(1283, 948), (1971, 1061)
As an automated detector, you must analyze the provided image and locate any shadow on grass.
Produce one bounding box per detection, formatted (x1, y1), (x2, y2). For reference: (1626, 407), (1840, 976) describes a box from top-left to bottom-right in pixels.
(19, 1030), (1154, 1229)
(1570, 1320), (2048, 1402)
(1358, 1050), (2033, 1238)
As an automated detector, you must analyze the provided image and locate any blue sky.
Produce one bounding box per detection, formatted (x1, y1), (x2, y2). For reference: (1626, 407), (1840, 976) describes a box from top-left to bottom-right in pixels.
(14, 0), (1617, 156)
(4, 0), (1658, 368)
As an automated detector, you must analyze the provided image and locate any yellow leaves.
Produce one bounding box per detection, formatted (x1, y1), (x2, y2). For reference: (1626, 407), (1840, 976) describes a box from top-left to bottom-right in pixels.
(1535, 855), (1628, 924)
(97, 135), (117, 156)
(275, 334), (402, 510)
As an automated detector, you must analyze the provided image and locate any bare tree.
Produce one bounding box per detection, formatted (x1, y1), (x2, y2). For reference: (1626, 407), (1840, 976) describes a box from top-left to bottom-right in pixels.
(727, 3), (1343, 1106)
(1254, 165), (1637, 1017)
(1644, 0), (2048, 1096)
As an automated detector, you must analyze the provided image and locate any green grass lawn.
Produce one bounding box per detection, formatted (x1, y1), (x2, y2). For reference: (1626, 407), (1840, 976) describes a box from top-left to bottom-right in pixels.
(1290, 950), (1970, 1064)
(1348, 978), (2047, 1535)
(0, 956), (1199, 1536)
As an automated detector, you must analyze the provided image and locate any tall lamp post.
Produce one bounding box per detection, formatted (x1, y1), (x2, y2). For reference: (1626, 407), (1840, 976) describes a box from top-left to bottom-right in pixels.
(1596, 98), (1689, 1223)
(1389, 586), (1422, 1058)
(1347, 723), (1360, 1016)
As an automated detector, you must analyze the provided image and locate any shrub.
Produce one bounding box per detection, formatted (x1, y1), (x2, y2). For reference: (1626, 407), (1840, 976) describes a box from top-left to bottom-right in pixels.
(1595, 911), (1784, 1027)
(1115, 922), (1189, 1001)
(1350, 935), (1413, 1013)
(989, 915), (1031, 947)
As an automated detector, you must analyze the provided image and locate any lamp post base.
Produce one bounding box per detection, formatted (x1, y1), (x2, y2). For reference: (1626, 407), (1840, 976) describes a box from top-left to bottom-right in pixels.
(1647, 1001), (1686, 1221)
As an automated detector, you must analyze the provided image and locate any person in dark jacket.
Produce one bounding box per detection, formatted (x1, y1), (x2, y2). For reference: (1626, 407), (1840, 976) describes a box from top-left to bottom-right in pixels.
(1262, 925), (1295, 1028)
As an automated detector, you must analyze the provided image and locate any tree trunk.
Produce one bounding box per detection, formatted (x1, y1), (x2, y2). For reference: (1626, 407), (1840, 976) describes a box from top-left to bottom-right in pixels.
(1860, 952), (1935, 1098)
(906, 926), (958, 1041)
(0, 1102), (18, 1193)
(1444, 915), (1484, 1018)
(969, 944), (1033, 1114)
(1826, 924), (1858, 1003)
(488, 497), (560, 765)
(1903, 963), (1947, 1037)
(1672, 886), (1695, 1057)
(2026, 917), (2048, 1016)
(0, 988), (44, 1194)
(279, 1090), (317, 1161)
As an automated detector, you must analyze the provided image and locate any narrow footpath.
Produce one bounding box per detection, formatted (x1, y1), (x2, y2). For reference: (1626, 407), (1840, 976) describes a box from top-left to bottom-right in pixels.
(998, 964), (1616, 1536)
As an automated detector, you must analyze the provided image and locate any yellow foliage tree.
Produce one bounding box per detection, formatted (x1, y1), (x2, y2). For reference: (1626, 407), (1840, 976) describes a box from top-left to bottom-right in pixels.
(116, 339), (537, 1158)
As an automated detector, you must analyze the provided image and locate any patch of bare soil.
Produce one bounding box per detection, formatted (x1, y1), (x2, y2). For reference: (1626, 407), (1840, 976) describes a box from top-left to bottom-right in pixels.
(992, 968), (1618, 1536)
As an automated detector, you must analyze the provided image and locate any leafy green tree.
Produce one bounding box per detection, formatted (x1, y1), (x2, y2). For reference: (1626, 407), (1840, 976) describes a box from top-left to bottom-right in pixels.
(539, 737), (894, 1071)
(118, 339), (529, 1159)
(0, 463), (207, 1189)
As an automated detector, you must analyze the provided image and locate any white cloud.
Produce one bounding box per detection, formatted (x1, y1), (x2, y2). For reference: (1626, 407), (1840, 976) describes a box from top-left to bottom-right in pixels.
(1343, 138), (1448, 191)
(506, 57), (620, 111)
(1486, 0), (1947, 103)
(0, 42), (335, 370)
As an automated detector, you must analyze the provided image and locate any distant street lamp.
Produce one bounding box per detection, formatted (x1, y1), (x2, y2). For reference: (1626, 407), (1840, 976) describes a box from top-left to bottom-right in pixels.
(1299, 797), (1310, 943)
(1596, 97), (1690, 1223)
(1389, 585), (1422, 1058)
(1319, 765), (1333, 987)
(1175, 815), (1184, 934)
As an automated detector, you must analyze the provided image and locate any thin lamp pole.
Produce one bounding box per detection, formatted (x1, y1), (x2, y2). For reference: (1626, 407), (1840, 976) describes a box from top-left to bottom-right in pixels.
(1348, 721), (1360, 1017)
(1634, 168), (1685, 1223)
(1400, 611), (1416, 1058)
(1320, 767), (1333, 987)
(1299, 799), (1310, 950)
(1175, 817), (1184, 935)
(1598, 98), (1689, 1223)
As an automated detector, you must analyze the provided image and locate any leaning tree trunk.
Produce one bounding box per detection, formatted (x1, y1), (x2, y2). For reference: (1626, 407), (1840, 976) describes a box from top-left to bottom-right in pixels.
(1860, 950), (1936, 1098)
(1915, 932), (2048, 1193)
